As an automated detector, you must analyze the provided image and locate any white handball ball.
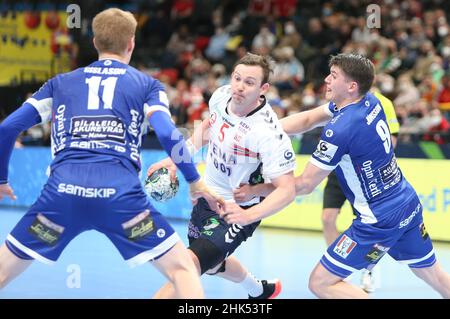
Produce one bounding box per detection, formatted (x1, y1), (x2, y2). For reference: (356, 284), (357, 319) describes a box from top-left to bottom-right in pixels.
(144, 167), (179, 202)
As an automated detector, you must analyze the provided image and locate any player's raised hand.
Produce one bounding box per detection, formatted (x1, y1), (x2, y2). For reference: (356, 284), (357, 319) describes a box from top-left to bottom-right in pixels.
(147, 157), (177, 182)
(189, 178), (225, 213)
(0, 183), (17, 201)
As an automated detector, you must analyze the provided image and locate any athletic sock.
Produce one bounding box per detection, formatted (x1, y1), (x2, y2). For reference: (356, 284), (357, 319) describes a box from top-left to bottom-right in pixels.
(241, 272), (263, 297)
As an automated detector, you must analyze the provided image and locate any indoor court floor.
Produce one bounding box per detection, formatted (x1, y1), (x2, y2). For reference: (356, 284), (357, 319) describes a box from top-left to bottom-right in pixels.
(1, 206), (449, 299)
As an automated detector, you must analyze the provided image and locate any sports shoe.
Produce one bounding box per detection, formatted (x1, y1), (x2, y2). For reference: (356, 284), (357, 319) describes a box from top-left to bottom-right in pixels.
(360, 270), (375, 293)
(248, 279), (282, 299)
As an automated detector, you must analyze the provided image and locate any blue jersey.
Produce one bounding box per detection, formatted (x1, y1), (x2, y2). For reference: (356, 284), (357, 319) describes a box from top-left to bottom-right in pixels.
(311, 93), (416, 224)
(27, 59), (171, 172)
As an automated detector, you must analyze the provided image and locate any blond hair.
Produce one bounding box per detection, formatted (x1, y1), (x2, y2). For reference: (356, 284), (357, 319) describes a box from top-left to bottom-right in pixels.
(92, 8), (137, 55)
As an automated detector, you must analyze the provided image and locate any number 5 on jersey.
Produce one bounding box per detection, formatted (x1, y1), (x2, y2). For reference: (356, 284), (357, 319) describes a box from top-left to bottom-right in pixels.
(219, 123), (230, 142)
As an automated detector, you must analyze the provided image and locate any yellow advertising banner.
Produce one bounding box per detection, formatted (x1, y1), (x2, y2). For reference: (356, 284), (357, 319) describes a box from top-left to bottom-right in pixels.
(262, 156), (450, 242)
(0, 11), (71, 86)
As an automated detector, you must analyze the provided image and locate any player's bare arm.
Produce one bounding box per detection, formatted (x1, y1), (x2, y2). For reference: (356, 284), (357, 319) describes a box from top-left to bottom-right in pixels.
(233, 183), (275, 202)
(222, 172), (295, 226)
(295, 162), (331, 196)
(280, 103), (332, 135)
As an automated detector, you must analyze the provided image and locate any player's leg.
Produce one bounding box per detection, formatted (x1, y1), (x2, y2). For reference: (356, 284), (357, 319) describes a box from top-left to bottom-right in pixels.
(1, 164), (85, 290)
(152, 241), (203, 299)
(94, 162), (203, 298)
(309, 262), (368, 298)
(311, 215), (399, 299)
(212, 256), (281, 299)
(152, 248), (201, 298)
(0, 244), (33, 289)
(388, 200), (450, 298)
(410, 262), (450, 298)
(188, 198), (270, 298)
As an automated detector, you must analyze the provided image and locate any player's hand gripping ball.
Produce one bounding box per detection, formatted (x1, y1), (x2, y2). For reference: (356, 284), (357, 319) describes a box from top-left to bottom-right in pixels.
(145, 167), (179, 202)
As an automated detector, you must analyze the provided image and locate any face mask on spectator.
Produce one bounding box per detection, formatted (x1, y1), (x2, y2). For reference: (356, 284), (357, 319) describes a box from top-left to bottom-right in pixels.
(438, 26), (449, 37)
(441, 46), (450, 57)
(285, 23), (295, 35)
(302, 95), (315, 107)
(381, 81), (394, 94)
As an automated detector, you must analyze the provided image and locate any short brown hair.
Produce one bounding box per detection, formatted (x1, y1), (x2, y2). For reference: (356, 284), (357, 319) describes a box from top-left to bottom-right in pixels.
(232, 53), (275, 84)
(92, 8), (137, 55)
(329, 53), (375, 95)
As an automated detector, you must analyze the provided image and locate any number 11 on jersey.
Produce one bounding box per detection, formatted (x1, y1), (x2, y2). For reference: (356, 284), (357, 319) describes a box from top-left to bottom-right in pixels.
(85, 76), (118, 110)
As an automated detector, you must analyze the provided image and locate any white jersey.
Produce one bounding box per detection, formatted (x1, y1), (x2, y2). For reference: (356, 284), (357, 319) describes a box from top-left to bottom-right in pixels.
(204, 85), (296, 205)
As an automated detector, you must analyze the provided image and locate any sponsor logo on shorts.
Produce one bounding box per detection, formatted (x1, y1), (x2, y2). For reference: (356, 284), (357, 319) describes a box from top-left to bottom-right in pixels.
(365, 244), (389, 263)
(122, 210), (155, 241)
(399, 203), (421, 229)
(57, 183), (116, 198)
(188, 222), (200, 239)
(333, 234), (357, 259)
(201, 218), (220, 237)
(28, 213), (64, 246)
(203, 218), (220, 231)
(156, 229), (166, 238)
(224, 224), (243, 244)
(420, 223), (429, 240)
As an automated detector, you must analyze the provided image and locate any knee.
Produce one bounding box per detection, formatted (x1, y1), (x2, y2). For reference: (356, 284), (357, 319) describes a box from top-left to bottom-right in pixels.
(308, 272), (324, 297)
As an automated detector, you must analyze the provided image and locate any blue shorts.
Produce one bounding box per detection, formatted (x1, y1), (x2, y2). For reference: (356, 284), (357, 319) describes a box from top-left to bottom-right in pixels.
(6, 161), (179, 267)
(321, 195), (436, 278)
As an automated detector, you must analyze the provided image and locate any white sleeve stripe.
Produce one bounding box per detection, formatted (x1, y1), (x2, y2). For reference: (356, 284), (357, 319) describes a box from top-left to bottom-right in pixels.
(27, 97), (52, 123)
(144, 104), (171, 117)
(324, 104), (333, 116)
(309, 157), (336, 170)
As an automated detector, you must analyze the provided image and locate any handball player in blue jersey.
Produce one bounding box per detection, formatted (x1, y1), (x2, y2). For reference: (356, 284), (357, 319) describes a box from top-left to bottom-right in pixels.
(0, 8), (223, 298)
(230, 53), (450, 298)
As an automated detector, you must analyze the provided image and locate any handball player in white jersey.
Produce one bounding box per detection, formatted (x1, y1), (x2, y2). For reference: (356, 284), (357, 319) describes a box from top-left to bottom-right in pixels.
(148, 53), (296, 299)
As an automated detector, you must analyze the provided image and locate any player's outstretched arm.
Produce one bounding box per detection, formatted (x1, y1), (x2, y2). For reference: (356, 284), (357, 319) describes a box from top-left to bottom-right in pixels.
(0, 103), (43, 188)
(222, 172), (295, 226)
(281, 103), (332, 135)
(294, 161), (331, 195)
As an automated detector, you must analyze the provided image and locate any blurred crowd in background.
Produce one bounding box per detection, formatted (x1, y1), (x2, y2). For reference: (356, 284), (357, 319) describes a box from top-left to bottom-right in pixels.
(2, 0), (450, 147)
